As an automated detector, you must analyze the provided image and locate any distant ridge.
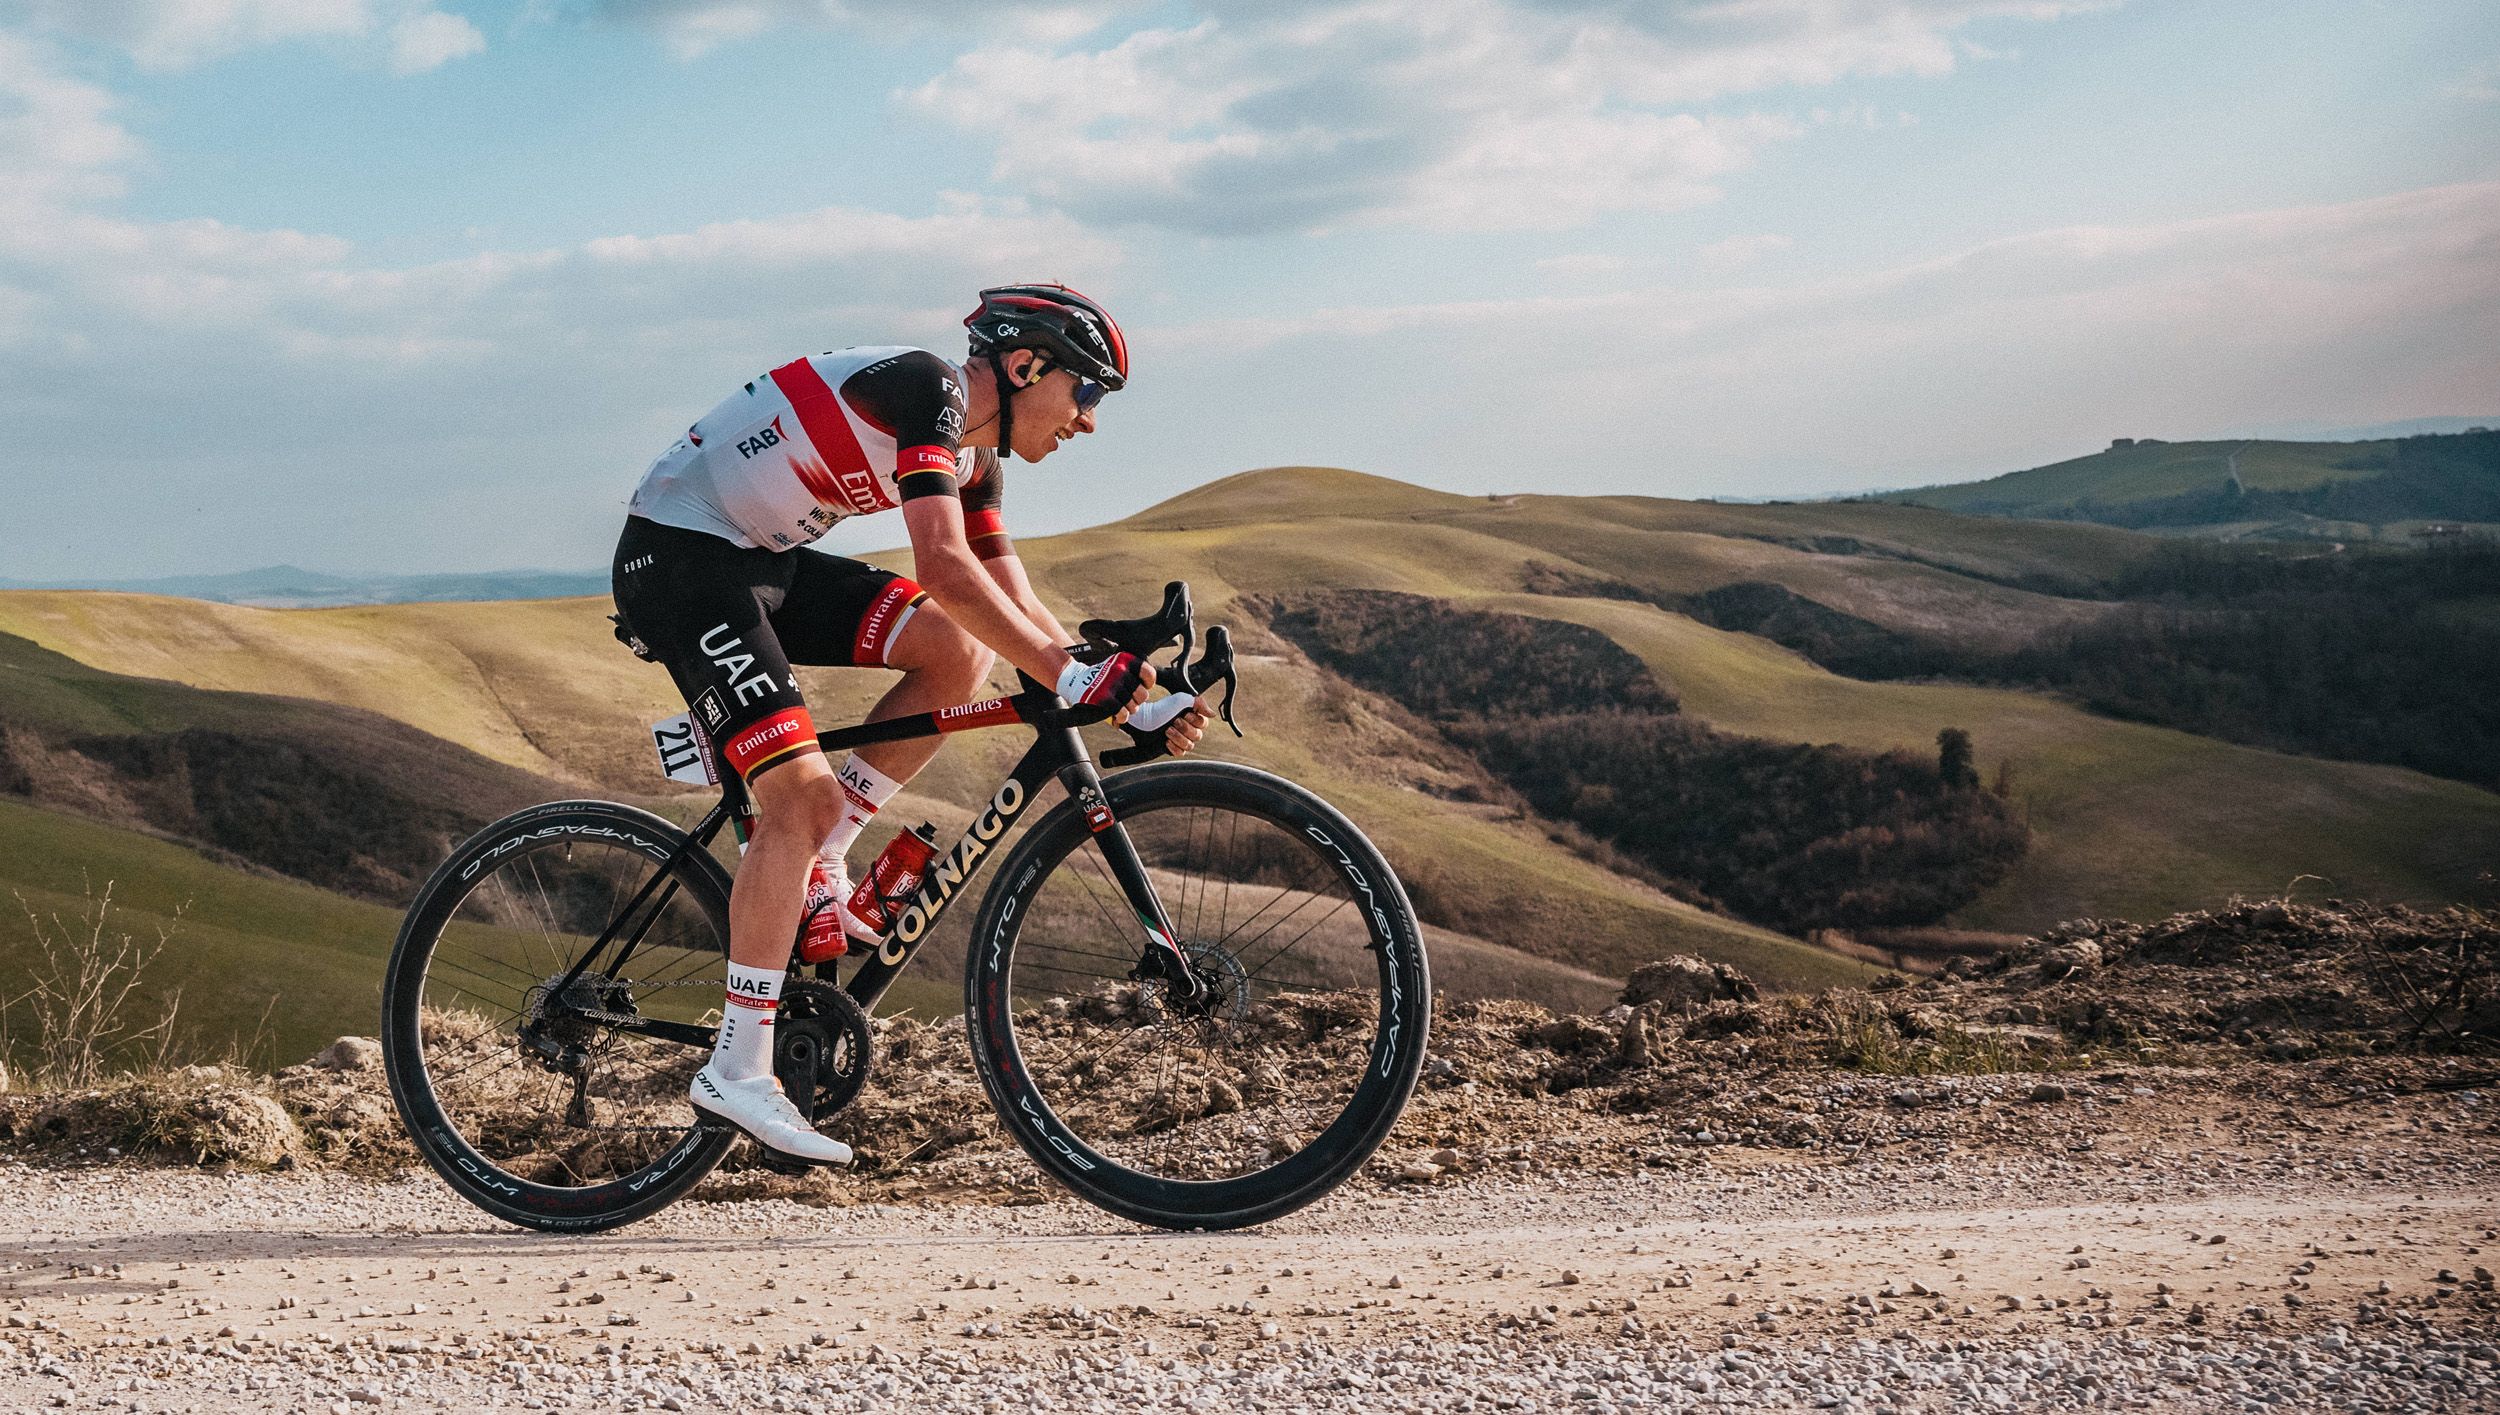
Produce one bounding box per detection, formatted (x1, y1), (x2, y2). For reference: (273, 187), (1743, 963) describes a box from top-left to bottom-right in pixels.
(1874, 429), (2500, 540)
(0, 564), (608, 607)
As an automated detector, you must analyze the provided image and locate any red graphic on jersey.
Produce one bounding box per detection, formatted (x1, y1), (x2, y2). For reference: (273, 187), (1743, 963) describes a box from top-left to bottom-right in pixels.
(851, 580), (926, 666)
(771, 357), (890, 515)
(963, 506), (1010, 560)
(723, 706), (819, 779)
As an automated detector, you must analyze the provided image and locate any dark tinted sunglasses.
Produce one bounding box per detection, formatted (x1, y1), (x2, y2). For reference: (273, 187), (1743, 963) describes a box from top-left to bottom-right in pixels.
(1074, 378), (1109, 412)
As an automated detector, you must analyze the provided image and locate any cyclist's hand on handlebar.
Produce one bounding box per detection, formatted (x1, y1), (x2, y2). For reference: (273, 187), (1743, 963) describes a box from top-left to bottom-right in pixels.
(1056, 651), (1144, 713)
(1160, 695), (1211, 755)
(1123, 673), (1213, 755)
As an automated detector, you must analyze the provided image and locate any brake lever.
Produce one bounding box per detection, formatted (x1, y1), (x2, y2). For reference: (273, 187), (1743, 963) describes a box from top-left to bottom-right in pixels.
(1098, 623), (1244, 768)
(1077, 581), (1195, 667)
(1193, 625), (1243, 738)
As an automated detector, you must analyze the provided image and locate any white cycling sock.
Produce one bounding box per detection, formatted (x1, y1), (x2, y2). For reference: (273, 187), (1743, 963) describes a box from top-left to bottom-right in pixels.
(712, 962), (784, 1081)
(819, 756), (904, 863)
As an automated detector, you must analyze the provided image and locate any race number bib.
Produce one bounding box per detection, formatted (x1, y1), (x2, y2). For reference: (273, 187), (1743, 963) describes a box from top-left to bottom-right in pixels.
(650, 713), (718, 786)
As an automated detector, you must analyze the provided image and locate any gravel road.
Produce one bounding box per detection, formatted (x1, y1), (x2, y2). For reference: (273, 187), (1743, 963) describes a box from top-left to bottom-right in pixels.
(3, 1148), (2494, 1413)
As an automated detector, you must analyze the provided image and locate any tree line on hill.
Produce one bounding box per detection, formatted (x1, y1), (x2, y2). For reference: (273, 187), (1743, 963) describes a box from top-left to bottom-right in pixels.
(1255, 591), (2029, 935)
(1660, 539), (2500, 790)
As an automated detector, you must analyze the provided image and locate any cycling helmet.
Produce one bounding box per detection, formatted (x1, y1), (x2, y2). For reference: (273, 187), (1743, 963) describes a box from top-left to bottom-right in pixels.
(964, 283), (1128, 392)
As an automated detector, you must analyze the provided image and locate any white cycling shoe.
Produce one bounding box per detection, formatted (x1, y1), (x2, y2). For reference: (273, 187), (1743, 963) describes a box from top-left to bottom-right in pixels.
(690, 1063), (854, 1166)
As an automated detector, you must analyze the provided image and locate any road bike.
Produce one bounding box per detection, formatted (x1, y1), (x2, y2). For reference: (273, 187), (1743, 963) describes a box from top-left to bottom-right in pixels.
(380, 583), (1431, 1232)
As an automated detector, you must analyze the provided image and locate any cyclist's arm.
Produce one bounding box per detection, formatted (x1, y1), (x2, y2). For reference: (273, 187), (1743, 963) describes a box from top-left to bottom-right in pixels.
(972, 540), (1075, 649)
(900, 497), (1071, 686)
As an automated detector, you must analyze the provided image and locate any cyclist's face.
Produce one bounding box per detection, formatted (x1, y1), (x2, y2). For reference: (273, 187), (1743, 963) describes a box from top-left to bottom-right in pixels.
(1012, 360), (1097, 462)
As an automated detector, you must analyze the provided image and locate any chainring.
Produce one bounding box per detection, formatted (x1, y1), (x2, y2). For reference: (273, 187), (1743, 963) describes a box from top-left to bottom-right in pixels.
(758, 978), (874, 1175)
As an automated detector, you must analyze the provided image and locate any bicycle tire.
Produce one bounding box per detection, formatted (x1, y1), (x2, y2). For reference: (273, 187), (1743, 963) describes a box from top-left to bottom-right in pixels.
(964, 761), (1430, 1230)
(382, 799), (738, 1233)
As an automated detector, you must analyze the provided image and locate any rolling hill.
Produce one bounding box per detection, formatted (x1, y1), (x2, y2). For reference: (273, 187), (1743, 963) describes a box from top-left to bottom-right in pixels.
(6, 467), (2495, 1061)
(1876, 429), (2500, 541)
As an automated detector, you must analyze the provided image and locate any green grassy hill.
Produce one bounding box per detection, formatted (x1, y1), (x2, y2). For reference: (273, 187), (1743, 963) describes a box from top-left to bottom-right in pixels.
(0, 628), (564, 902)
(8, 466), (2494, 1028)
(1877, 430), (2500, 541)
(1886, 438), (2387, 513)
(0, 795), (406, 1067)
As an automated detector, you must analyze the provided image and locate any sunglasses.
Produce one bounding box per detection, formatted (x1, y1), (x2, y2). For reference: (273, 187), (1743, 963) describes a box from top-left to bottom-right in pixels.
(1028, 358), (1110, 412)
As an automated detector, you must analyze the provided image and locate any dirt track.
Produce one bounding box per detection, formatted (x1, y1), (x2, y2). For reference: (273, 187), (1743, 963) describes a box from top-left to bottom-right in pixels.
(3, 1149), (2494, 1412)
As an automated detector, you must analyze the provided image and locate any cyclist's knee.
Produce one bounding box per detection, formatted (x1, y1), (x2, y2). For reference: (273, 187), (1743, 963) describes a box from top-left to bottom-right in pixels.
(891, 606), (990, 691)
(744, 754), (840, 843)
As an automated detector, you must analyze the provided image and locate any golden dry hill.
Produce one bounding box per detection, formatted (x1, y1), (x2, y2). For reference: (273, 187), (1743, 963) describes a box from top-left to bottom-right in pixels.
(5, 467), (2494, 1038)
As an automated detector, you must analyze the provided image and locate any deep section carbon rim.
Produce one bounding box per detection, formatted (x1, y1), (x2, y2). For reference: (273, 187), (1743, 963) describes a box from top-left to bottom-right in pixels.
(968, 763), (1429, 1228)
(383, 801), (734, 1228)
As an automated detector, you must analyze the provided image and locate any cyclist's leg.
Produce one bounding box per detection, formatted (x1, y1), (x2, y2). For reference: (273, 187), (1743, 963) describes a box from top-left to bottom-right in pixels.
(613, 517), (842, 972)
(772, 554), (994, 786)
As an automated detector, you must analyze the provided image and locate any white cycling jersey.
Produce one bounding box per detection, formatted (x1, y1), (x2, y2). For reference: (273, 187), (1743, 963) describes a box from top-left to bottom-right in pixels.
(628, 346), (993, 552)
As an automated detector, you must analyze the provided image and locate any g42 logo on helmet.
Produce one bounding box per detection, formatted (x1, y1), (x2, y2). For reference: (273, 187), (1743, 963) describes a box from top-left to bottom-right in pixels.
(994, 323), (1019, 337)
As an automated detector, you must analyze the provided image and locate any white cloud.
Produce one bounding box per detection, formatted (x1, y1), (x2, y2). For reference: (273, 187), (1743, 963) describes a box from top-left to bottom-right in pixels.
(12, 0), (373, 68)
(905, 0), (2099, 235)
(584, 0), (1138, 59)
(1154, 181), (2500, 490)
(12, 0), (485, 72)
(388, 9), (481, 72)
(1698, 232), (1793, 272)
(2452, 57), (2500, 103)
(0, 31), (140, 206)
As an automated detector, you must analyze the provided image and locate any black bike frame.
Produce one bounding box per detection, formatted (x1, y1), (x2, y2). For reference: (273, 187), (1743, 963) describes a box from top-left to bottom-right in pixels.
(539, 682), (1196, 1052)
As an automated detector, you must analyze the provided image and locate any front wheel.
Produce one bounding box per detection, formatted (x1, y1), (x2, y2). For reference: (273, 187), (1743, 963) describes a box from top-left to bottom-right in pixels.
(965, 761), (1431, 1230)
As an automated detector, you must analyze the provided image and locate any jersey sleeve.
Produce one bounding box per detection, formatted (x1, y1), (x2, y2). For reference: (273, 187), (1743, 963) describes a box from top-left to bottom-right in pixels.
(838, 350), (967, 501)
(960, 450), (1013, 560)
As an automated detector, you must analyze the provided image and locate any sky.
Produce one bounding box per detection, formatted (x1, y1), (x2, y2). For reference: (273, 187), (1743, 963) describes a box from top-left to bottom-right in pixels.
(0, 0), (2495, 579)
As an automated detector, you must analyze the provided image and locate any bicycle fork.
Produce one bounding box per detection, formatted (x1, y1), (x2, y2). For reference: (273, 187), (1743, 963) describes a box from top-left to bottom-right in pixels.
(1050, 755), (1208, 1009)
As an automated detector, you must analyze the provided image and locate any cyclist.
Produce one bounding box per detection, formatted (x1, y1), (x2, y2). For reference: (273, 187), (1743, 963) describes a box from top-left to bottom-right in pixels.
(611, 284), (1210, 1165)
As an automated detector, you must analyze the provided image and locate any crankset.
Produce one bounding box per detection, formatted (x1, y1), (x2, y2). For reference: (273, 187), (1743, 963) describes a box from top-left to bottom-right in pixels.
(758, 979), (874, 1176)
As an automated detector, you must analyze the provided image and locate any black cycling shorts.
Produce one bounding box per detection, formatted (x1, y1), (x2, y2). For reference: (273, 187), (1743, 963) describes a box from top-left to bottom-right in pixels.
(611, 515), (927, 784)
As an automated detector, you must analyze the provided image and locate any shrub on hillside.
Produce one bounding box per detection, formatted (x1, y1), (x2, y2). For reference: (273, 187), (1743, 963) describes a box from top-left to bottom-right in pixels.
(1456, 712), (2028, 933)
(1255, 589), (1675, 720)
(1258, 592), (2028, 936)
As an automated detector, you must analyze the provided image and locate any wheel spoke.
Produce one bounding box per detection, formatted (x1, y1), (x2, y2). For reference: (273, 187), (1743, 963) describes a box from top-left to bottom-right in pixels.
(982, 783), (1422, 1202)
(394, 812), (730, 1213)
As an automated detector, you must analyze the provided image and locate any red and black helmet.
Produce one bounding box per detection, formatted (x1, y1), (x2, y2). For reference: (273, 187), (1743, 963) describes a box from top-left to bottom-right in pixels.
(964, 283), (1128, 392)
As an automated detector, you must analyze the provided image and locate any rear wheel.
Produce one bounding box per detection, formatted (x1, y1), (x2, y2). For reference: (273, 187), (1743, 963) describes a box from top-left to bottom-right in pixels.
(964, 762), (1431, 1230)
(381, 800), (736, 1232)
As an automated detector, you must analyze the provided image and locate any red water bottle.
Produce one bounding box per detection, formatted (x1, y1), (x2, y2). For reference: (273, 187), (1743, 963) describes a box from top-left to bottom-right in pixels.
(798, 858), (850, 964)
(843, 823), (940, 941)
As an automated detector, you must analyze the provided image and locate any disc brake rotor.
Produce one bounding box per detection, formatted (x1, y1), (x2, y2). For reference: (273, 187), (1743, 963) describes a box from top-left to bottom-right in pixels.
(1140, 941), (1252, 1024)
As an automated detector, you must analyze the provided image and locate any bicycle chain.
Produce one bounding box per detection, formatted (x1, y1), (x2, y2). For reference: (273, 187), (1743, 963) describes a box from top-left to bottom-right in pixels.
(537, 974), (724, 1028)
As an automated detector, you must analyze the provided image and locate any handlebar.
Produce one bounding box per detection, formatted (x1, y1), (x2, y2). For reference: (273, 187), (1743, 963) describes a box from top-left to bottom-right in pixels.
(1068, 580), (1245, 768)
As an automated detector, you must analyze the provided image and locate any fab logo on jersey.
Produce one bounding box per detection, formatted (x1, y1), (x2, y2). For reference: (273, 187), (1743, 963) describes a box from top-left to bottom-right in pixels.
(735, 417), (787, 460)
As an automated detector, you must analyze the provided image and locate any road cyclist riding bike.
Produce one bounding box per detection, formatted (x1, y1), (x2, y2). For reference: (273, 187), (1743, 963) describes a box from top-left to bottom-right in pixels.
(612, 286), (1211, 1163)
(381, 285), (1431, 1232)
